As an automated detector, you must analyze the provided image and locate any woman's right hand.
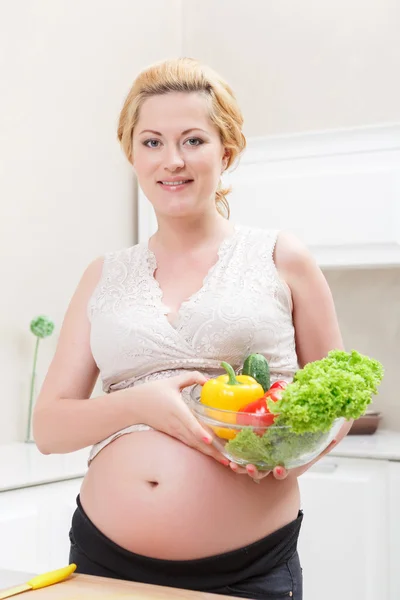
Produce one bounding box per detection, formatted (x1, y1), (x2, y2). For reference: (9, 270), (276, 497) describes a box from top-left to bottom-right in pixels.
(136, 371), (230, 466)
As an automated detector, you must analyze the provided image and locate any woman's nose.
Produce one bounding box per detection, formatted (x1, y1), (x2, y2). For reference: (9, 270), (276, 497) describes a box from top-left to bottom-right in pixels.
(163, 146), (185, 171)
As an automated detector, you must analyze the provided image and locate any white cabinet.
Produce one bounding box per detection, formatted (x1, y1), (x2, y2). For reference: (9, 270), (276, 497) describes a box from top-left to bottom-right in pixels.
(0, 478), (83, 573)
(298, 457), (391, 600)
(389, 463), (400, 600)
(161, 124), (400, 269)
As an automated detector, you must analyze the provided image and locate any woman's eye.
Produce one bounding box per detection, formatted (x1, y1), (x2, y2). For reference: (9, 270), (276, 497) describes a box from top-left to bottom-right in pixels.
(185, 138), (203, 146)
(143, 139), (161, 148)
(143, 138), (203, 148)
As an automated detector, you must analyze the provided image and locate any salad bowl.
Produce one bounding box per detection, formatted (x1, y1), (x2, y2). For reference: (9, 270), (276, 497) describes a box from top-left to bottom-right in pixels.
(189, 384), (344, 470)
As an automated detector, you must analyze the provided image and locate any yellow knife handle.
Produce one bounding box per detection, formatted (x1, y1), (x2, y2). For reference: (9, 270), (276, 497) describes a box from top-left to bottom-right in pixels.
(26, 564), (77, 589)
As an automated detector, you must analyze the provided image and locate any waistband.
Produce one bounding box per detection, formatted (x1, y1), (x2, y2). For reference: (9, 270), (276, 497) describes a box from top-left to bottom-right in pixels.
(70, 495), (303, 591)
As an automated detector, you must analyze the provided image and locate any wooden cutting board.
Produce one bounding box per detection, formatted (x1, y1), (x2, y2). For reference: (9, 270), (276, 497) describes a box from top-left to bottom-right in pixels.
(27, 573), (236, 599)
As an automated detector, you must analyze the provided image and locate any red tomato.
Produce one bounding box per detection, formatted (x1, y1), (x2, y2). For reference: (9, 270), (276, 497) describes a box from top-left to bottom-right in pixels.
(269, 380), (288, 391)
(236, 397), (276, 433)
(264, 388), (284, 402)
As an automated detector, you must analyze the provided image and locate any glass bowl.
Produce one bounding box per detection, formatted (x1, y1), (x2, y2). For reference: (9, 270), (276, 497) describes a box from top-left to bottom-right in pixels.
(189, 385), (344, 470)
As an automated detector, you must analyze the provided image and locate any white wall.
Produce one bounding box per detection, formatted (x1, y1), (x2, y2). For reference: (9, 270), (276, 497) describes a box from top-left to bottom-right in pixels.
(0, 0), (182, 443)
(182, 0), (400, 136)
(325, 268), (400, 431)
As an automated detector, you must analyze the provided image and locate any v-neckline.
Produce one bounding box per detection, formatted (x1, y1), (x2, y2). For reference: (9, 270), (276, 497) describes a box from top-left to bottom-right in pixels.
(143, 225), (239, 330)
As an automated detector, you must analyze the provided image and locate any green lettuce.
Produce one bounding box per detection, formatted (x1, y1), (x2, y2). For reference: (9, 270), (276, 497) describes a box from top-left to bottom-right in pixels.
(225, 426), (328, 469)
(268, 349), (384, 434)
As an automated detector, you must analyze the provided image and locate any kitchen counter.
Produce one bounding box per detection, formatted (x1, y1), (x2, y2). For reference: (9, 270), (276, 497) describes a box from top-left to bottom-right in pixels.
(0, 569), (35, 590)
(0, 429), (399, 493)
(0, 572), (234, 598)
(0, 442), (88, 492)
(330, 428), (400, 461)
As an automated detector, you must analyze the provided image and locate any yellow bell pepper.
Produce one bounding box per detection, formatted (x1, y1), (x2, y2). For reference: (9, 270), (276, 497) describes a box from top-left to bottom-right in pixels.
(201, 362), (264, 440)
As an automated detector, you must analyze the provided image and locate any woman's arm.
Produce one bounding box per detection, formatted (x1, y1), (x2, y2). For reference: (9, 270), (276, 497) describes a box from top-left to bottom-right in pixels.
(274, 230), (353, 477)
(32, 257), (149, 454)
(275, 230), (344, 366)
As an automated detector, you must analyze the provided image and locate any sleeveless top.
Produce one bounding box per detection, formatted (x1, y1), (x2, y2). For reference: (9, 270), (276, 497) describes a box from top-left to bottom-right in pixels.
(87, 225), (299, 464)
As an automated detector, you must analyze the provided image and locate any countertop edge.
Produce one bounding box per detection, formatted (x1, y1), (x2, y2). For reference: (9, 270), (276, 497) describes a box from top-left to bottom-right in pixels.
(0, 473), (86, 493)
(0, 430), (399, 493)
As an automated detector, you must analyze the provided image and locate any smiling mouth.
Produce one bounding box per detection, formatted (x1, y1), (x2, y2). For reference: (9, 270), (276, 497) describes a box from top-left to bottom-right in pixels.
(158, 180), (193, 186)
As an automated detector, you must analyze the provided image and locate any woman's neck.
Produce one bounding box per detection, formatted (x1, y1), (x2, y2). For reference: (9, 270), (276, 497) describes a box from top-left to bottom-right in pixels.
(149, 214), (234, 255)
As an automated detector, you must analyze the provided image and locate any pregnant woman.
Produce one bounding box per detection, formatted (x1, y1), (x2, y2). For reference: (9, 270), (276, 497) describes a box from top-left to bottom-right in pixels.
(33, 58), (351, 599)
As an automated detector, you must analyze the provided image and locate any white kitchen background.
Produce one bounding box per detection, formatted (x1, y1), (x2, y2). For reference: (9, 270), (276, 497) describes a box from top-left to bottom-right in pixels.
(0, 1), (399, 600)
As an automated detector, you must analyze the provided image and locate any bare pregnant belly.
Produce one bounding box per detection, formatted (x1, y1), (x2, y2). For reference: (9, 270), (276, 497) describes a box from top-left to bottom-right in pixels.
(79, 430), (300, 560)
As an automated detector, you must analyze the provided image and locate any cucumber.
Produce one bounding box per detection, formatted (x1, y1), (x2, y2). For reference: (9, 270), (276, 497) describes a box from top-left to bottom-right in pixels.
(242, 353), (270, 392)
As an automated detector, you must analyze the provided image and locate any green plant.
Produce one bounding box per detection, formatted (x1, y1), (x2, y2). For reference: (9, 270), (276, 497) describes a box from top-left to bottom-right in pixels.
(26, 316), (55, 442)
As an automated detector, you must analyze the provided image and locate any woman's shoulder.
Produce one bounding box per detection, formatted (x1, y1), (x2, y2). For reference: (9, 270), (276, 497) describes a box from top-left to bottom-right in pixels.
(85, 243), (146, 319)
(273, 230), (318, 287)
(236, 225), (316, 277)
(238, 225), (311, 257)
(274, 230), (314, 265)
(83, 243), (144, 288)
(236, 224), (282, 253)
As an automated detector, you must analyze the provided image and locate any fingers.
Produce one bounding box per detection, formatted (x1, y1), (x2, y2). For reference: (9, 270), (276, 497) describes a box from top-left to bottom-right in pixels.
(185, 412), (214, 447)
(180, 429), (230, 465)
(229, 462), (253, 475)
(247, 464), (272, 481)
(177, 401), (222, 454)
(173, 410), (229, 463)
(193, 438), (230, 465)
(229, 462), (271, 481)
(230, 463), (288, 480)
(229, 462), (282, 482)
(166, 388), (228, 463)
(201, 446), (230, 465)
(174, 370), (208, 390)
(272, 466), (288, 479)
(172, 416), (213, 451)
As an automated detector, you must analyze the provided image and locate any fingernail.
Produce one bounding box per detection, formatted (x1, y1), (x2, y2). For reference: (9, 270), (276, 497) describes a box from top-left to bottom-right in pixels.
(333, 439), (337, 444)
(202, 436), (212, 444)
(275, 467), (284, 476)
(220, 459), (230, 466)
(247, 466), (255, 474)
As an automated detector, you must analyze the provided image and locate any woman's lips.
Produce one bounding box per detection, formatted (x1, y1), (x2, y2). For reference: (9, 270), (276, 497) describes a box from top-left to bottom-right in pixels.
(157, 180), (193, 192)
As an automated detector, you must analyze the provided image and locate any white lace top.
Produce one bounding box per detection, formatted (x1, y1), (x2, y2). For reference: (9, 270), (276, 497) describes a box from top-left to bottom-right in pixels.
(87, 225), (299, 464)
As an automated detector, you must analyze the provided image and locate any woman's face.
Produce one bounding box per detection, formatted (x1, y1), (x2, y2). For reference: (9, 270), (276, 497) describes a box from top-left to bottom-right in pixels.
(132, 92), (228, 219)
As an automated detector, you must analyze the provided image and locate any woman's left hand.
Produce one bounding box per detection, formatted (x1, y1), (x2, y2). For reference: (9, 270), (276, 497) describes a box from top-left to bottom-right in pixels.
(228, 433), (342, 482)
(229, 462), (288, 483)
(230, 432), (345, 483)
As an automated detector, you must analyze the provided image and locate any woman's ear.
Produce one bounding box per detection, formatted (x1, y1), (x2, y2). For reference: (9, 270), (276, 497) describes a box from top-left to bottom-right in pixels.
(221, 148), (230, 172)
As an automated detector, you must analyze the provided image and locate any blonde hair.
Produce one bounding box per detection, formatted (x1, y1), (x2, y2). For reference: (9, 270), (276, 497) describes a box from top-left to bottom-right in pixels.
(117, 57), (246, 218)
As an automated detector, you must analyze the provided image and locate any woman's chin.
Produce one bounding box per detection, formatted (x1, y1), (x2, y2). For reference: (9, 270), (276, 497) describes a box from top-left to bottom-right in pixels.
(154, 197), (201, 218)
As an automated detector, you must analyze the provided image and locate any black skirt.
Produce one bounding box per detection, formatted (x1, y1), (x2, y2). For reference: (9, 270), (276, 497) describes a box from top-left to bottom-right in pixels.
(69, 495), (303, 599)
